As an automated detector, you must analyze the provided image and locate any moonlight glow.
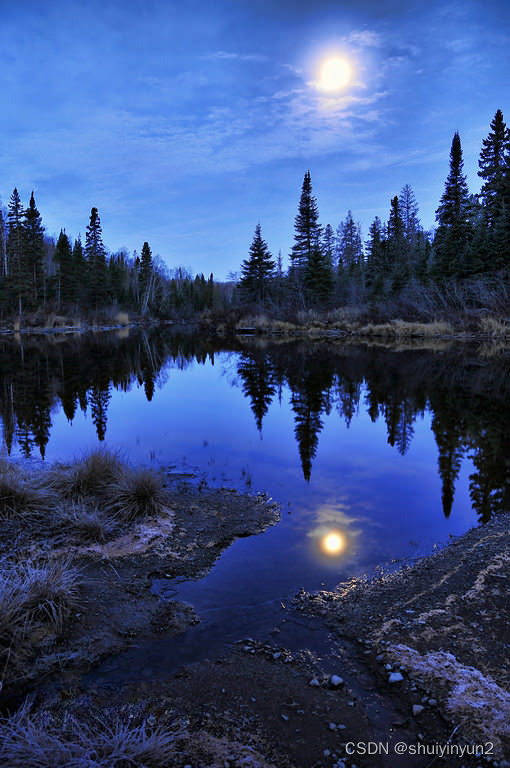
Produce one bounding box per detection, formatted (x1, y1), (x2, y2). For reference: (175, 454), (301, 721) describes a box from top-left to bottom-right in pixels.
(319, 57), (352, 91)
(320, 531), (347, 556)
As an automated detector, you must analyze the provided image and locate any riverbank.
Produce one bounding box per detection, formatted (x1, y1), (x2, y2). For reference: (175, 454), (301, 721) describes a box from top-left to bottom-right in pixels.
(0, 455), (508, 767)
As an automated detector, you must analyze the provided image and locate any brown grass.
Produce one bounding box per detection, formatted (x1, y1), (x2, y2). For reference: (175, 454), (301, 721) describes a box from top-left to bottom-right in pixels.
(0, 464), (50, 521)
(48, 449), (123, 501)
(104, 468), (168, 521)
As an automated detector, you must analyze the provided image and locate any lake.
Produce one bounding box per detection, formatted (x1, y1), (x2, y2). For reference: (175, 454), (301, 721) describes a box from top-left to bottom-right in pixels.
(1, 327), (508, 669)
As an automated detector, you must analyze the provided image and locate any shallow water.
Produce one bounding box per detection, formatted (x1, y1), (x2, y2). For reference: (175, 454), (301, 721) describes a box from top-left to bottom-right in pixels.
(2, 328), (508, 674)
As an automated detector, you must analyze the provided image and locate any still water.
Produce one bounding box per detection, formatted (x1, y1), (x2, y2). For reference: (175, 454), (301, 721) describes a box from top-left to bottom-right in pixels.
(1, 328), (508, 664)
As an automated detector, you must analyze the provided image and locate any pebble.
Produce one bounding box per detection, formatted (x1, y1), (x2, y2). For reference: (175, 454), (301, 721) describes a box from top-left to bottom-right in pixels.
(428, 698), (437, 706)
(412, 704), (424, 716)
(385, 663), (393, 670)
(309, 677), (320, 687)
(330, 674), (344, 687)
(329, 722), (337, 730)
(388, 672), (404, 683)
(281, 713), (289, 721)
(272, 652), (281, 660)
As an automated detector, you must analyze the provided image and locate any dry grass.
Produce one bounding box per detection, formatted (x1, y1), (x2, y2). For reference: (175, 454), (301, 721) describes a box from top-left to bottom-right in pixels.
(354, 320), (455, 338)
(0, 702), (178, 767)
(0, 464), (50, 521)
(48, 449), (123, 501)
(1, 557), (83, 681)
(114, 311), (130, 326)
(61, 503), (118, 543)
(104, 468), (167, 521)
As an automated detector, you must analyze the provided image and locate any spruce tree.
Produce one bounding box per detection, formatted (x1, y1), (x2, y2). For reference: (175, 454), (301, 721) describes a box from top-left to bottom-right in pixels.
(53, 230), (74, 307)
(240, 223), (275, 305)
(304, 244), (333, 305)
(85, 207), (108, 309)
(7, 188), (27, 313)
(139, 241), (153, 313)
(365, 216), (384, 295)
(290, 170), (321, 278)
(23, 192), (46, 306)
(478, 109), (509, 227)
(72, 236), (87, 304)
(433, 132), (471, 279)
(387, 196), (407, 291)
(336, 211), (362, 275)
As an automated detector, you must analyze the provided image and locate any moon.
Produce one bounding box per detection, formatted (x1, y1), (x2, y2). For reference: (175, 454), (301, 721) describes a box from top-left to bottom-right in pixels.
(320, 531), (346, 556)
(319, 57), (352, 91)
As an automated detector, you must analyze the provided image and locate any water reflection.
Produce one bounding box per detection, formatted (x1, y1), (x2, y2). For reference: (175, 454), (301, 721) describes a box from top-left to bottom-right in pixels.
(0, 329), (509, 524)
(320, 531), (346, 556)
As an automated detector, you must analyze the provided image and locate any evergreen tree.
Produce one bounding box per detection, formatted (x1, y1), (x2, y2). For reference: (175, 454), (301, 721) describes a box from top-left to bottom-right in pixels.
(85, 207), (108, 308)
(239, 223), (275, 305)
(478, 109), (509, 227)
(336, 211), (362, 275)
(433, 132), (471, 279)
(72, 236), (87, 304)
(387, 196), (407, 291)
(7, 188), (27, 314)
(365, 216), (385, 295)
(321, 224), (335, 269)
(304, 244), (333, 305)
(290, 170), (321, 279)
(23, 192), (46, 306)
(0, 207), (7, 279)
(139, 241), (153, 313)
(53, 230), (74, 307)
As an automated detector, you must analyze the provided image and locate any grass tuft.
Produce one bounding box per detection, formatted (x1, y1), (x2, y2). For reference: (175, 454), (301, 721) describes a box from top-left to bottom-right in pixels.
(105, 468), (167, 521)
(62, 502), (118, 543)
(48, 449), (123, 501)
(0, 702), (177, 767)
(0, 464), (50, 521)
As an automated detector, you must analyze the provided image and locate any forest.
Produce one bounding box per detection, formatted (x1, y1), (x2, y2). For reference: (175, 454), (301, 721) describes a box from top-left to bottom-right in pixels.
(0, 109), (509, 324)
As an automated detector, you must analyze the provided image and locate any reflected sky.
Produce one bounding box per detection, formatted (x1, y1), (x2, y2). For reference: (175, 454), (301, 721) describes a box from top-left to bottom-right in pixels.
(1, 330), (505, 614)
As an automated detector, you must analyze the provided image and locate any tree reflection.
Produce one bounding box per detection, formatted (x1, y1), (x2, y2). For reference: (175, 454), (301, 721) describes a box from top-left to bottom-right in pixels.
(0, 331), (508, 523)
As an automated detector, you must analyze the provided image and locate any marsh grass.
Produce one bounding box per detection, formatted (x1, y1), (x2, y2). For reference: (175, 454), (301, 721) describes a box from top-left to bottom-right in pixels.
(0, 702), (177, 767)
(61, 503), (118, 543)
(0, 557), (82, 682)
(480, 315), (510, 339)
(0, 464), (51, 521)
(105, 468), (167, 521)
(48, 449), (123, 501)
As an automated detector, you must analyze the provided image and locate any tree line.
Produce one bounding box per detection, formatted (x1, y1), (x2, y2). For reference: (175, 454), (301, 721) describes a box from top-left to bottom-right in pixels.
(0, 200), (224, 321)
(238, 109), (510, 314)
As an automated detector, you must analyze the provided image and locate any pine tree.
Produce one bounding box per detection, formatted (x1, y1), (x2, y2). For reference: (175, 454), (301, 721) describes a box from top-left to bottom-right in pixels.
(433, 132), (471, 279)
(290, 170), (321, 279)
(139, 241), (153, 313)
(23, 192), (45, 306)
(304, 244), (333, 305)
(387, 196), (407, 291)
(72, 236), (87, 304)
(53, 230), (74, 307)
(336, 211), (362, 275)
(7, 188), (27, 314)
(478, 109), (509, 227)
(365, 216), (384, 295)
(321, 224), (335, 269)
(0, 207), (7, 279)
(85, 207), (108, 308)
(239, 223), (275, 305)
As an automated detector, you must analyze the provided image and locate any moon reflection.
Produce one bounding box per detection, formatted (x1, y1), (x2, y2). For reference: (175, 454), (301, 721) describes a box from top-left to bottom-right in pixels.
(320, 530), (347, 556)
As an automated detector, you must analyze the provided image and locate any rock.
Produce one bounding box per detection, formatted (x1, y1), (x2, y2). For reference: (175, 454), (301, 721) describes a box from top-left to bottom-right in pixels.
(388, 671), (404, 683)
(308, 677), (320, 687)
(412, 704), (424, 716)
(329, 674), (344, 687)
(281, 713), (289, 721)
(428, 698), (437, 706)
(272, 652), (281, 660)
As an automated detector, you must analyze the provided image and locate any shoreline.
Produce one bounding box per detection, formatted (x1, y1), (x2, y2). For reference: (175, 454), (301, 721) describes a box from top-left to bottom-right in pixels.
(1, 452), (508, 765)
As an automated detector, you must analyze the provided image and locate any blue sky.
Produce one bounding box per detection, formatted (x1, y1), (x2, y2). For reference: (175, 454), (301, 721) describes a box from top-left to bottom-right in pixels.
(1, 0), (508, 279)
